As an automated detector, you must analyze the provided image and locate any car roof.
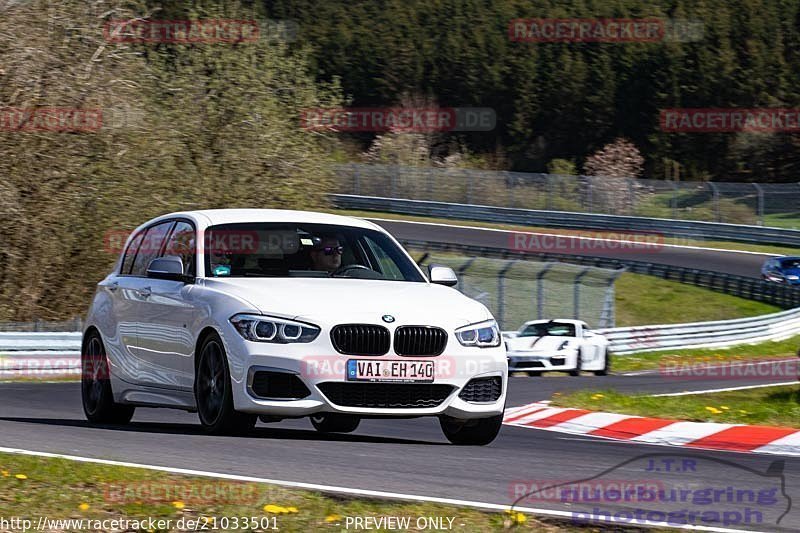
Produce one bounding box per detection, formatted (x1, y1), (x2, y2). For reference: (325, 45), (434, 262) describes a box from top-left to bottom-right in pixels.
(778, 256), (800, 261)
(154, 209), (381, 230)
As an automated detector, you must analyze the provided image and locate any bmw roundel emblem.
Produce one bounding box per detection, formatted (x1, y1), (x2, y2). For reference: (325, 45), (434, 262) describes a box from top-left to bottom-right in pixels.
(382, 314), (395, 323)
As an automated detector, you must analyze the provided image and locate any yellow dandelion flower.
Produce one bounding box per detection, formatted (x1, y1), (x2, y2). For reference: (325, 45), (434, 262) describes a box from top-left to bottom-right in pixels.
(1, 470), (8, 477)
(720, 406), (729, 410)
(325, 514), (341, 523)
(705, 407), (721, 414)
(172, 501), (185, 510)
(739, 410), (749, 414)
(14, 474), (27, 480)
(263, 504), (289, 514)
(78, 503), (90, 511)
(286, 506), (299, 513)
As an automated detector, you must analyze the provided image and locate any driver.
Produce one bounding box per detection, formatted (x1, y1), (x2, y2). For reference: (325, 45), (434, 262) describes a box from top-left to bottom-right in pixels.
(309, 235), (343, 273)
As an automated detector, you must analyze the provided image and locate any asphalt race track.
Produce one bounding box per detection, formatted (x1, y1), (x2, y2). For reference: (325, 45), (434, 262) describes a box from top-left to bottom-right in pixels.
(1, 363), (798, 531)
(370, 218), (771, 278)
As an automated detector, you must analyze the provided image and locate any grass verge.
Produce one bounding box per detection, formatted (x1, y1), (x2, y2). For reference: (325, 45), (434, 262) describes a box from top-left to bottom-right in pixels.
(614, 273), (780, 327)
(552, 385), (800, 428)
(0, 452), (657, 532)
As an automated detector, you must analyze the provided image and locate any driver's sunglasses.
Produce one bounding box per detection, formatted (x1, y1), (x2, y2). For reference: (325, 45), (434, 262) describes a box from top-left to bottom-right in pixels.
(320, 245), (344, 256)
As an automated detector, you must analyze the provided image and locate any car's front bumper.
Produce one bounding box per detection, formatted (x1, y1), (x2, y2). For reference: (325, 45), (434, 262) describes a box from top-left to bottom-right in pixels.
(221, 329), (508, 420)
(507, 351), (578, 372)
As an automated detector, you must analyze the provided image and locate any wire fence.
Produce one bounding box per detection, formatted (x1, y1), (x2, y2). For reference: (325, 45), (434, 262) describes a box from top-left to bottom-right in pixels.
(336, 163), (800, 229)
(0, 317), (83, 332)
(413, 250), (623, 330)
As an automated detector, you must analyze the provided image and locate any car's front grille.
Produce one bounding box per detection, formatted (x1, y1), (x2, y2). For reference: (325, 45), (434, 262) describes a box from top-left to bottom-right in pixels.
(250, 371), (311, 399)
(331, 324), (390, 356)
(394, 326), (447, 356)
(459, 376), (502, 403)
(317, 382), (455, 408)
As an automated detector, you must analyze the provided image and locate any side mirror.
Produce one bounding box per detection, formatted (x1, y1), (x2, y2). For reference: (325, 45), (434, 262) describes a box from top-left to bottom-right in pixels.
(147, 256), (187, 282)
(428, 264), (458, 287)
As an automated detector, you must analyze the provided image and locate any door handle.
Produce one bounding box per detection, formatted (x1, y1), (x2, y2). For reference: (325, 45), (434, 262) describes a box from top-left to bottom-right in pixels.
(140, 287), (152, 298)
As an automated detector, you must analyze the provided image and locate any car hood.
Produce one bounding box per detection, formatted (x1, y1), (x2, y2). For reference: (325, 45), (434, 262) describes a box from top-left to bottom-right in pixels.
(506, 335), (577, 353)
(201, 277), (492, 327)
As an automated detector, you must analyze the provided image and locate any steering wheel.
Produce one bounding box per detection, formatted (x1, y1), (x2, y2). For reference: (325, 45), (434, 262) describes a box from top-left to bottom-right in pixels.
(331, 264), (373, 277)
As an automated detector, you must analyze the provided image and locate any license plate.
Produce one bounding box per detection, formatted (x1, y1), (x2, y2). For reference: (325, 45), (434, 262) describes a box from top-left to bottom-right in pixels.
(346, 359), (434, 383)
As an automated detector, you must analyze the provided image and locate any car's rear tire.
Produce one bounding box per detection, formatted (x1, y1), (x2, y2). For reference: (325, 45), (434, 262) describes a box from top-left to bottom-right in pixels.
(525, 371), (542, 377)
(594, 349), (610, 376)
(81, 331), (135, 424)
(439, 414), (503, 445)
(195, 333), (257, 435)
(310, 413), (361, 433)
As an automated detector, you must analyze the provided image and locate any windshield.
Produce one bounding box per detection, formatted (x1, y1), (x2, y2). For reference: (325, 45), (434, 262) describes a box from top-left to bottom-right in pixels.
(518, 322), (577, 337)
(203, 222), (425, 282)
(779, 258), (800, 269)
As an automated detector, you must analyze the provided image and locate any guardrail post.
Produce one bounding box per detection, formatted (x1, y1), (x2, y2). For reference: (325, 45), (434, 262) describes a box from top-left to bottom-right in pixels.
(546, 175), (553, 210)
(573, 267), (591, 320)
(708, 182), (721, 222)
(628, 179), (635, 215)
(353, 164), (361, 195)
(466, 170), (474, 205)
(497, 260), (517, 328)
(391, 164), (399, 198)
(536, 263), (554, 320)
(753, 183), (764, 225)
(671, 181), (678, 219)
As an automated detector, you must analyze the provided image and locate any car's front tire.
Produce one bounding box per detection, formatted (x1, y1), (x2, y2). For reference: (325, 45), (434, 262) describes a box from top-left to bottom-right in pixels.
(81, 331), (135, 424)
(310, 413), (361, 433)
(439, 414), (503, 445)
(195, 333), (257, 435)
(568, 350), (582, 377)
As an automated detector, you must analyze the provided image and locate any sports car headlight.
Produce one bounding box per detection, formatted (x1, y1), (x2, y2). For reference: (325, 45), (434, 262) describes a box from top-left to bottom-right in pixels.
(455, 320), (501, 348)
(230, 314), (320, 343)
(786, 275), (799, 280)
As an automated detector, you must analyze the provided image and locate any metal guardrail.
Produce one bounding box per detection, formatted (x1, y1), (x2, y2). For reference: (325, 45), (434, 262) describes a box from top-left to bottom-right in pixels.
(401, 240), (800, 309)
(0, 332), (81, 352)
(333, 194), (800, 247)
(594, 307), (800, 355)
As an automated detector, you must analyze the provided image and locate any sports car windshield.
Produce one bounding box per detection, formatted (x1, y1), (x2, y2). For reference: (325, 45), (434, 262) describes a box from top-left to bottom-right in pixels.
(518, 322), (576, 337)
(203, 222), (425, 282)
(779, 258), (800, 269)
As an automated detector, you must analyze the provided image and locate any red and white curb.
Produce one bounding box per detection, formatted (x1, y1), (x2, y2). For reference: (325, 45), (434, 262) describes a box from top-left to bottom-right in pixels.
(503, 402), (800, 457)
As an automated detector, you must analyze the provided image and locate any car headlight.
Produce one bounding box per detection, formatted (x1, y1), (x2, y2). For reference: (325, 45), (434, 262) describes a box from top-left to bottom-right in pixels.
(230, 314), (320, 343)
(786, 275), (799, 281)
(455, 320), (501, 348)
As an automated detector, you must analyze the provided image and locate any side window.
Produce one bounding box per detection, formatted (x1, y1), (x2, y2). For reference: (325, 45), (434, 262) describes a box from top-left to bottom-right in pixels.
(120, 231), (145, 275)
(362, 236), (404, 280)
(130, 221), (174, 277)
(162, 221), (196, 277)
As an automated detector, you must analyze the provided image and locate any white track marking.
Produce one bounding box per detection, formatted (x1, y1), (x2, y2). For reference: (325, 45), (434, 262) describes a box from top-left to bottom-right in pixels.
(652, 381), (799, 397)
(548, 412), (633, 434)
(631, 422), (734, 447)
(505, 407), (568, 425)
(753, 432), (800, 456)
(0, 447), (769, 532)
(367, 217), (778, 257)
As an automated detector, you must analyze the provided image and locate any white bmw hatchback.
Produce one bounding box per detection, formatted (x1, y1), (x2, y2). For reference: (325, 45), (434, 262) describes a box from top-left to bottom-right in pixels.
(82, 209), (507, 444)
